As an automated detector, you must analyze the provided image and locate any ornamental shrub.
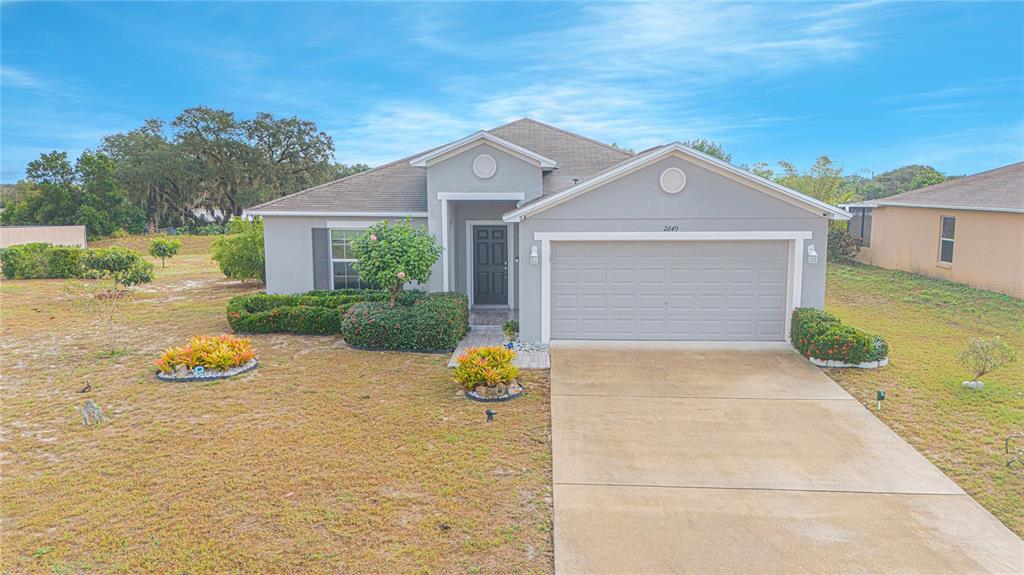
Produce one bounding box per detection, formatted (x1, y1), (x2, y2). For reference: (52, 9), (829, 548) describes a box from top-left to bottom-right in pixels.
(827, 228), (860, 263)
(0, 243), (86, 279)
(211, 218), (265, 282)
(503, 320), (519, 340)
(340, 292), (469, 351)
(84, 246), (154, 287)
(154, 334), (256, 374)
(453, 346), (520, 391)
(959, 336), (1017, 381)
(148, 237), (181, 268)
(790, 307), (888, 364)
(226, 289), (392, 334)
(350, 219), (443, 306)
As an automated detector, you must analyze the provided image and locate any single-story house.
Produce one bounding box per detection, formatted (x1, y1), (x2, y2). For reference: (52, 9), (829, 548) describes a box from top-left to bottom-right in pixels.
(843, 162), (1023, 299)
(247, 118), (850, 343)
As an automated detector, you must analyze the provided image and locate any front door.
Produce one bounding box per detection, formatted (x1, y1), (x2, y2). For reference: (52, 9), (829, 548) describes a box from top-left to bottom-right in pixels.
(473, 225), (508, 306)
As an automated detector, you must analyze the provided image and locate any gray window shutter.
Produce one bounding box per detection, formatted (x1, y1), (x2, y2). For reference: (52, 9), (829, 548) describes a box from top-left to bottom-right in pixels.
(312, 228), (330, 290)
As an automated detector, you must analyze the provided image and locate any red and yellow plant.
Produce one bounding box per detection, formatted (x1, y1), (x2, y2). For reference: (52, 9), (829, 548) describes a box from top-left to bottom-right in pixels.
(154, 334), (256, 374)
(453, 346), (519, 390)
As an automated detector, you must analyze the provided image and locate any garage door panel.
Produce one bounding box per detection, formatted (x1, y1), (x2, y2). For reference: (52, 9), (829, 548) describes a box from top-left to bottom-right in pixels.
(551, 241), (789, 341)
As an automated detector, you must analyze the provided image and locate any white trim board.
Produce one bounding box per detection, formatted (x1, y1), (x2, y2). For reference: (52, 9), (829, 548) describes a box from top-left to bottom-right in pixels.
(873, 202), (1024, 214)
(465, 220), (515, 309)
(437, 192), (525, 201)
(504, 143), (850, 223)
(247, 210), (429, 218)
(533, 230), (812, 344)
(409, 131), (558, 169)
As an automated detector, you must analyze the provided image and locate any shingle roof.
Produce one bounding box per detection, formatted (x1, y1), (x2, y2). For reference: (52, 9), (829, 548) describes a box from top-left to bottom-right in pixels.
(248, 118), (632, 214)
(875, 162), (1024, 213)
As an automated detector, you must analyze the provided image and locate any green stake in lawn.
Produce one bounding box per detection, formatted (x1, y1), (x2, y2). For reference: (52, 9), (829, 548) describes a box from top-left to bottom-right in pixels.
(876, 389), (886, 411)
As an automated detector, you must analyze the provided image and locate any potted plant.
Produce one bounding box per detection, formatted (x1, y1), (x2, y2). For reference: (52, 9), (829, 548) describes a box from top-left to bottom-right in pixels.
(959, 336), (1016, 390)
(454, 346), (521, 401)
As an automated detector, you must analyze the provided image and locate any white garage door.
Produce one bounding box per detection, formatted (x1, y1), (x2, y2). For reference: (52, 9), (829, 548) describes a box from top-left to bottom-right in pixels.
(550, 241), (789, 341)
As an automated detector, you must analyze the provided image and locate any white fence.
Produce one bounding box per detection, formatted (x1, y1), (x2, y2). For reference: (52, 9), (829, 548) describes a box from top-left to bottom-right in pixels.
(0, 225), (88, 249)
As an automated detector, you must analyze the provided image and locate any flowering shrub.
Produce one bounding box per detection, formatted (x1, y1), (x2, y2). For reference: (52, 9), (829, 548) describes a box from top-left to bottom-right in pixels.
(790, 307), (888, 364)
(454, 346), (520, 391)
(226, 289), (392, 334)
(154, 334), (256, 374)
(349, 219), (442, 306)
(340, 292), (468, 351)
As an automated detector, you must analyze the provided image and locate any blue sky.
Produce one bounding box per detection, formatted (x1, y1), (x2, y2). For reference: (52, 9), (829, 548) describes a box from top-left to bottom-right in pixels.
(2, 1), (1022, 183)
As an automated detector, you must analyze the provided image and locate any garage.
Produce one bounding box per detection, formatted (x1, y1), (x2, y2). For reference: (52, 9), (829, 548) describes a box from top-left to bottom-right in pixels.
(550, 240), (790, 341)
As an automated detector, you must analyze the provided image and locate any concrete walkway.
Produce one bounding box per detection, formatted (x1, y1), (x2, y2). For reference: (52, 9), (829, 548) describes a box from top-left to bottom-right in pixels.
(551, 341), (1023, 574)
(448, 309), (550, 369)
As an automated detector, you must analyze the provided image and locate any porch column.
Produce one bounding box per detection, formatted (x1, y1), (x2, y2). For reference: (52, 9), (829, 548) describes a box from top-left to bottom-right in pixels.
(440, 197), (449, 290)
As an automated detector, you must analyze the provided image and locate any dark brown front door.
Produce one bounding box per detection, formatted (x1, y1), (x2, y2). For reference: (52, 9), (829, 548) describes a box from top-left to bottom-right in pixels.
(473, 225), (508, 306)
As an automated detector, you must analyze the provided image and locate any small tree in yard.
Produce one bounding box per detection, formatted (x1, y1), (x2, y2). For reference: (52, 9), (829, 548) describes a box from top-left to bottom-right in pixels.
(960, 337), (1017, 386)
(148, 237), (181, 268)
(351, 219), (442, 306)
(212, 218), (265, 282)
(71, 246), (154, 353)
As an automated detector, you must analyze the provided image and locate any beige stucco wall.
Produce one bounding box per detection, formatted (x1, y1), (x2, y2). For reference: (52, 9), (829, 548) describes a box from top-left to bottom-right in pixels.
(856, 207), (1023, 298)
(0, 225), (87, 248)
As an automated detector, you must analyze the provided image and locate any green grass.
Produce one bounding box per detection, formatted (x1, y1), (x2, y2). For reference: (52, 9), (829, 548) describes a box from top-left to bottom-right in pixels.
(1, 236), (553, 574)
(825, 263), (1024, 535)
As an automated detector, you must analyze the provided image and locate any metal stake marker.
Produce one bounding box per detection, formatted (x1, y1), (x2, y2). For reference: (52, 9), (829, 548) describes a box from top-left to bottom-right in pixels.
(876, 390), (886, 411)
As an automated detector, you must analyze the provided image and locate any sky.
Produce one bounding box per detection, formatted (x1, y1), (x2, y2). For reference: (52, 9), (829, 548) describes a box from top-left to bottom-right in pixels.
(2, 1), (1022, 183)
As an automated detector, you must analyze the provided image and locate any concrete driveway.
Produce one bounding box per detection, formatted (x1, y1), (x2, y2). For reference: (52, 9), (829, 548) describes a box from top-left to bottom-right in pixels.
(550, 342), (1023, 574)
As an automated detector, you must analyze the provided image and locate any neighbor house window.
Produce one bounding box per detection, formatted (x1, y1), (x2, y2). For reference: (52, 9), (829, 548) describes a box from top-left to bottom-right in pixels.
(848, 207), (872, 247)
(939, 216), (955, 264)
(330, 229), (367, 289)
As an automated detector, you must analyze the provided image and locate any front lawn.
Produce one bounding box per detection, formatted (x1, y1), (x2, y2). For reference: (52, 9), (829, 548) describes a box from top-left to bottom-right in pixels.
(826, 263), (1024, 536)
(1, 236), (553, 574)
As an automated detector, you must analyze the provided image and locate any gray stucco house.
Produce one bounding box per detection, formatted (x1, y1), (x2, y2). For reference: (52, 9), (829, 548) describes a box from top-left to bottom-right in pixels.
(247, 118), (850, 344)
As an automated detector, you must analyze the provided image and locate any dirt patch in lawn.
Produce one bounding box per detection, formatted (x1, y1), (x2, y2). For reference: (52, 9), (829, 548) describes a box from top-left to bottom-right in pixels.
(825, 263), (1024, 536)
(1, 235), (553, 574)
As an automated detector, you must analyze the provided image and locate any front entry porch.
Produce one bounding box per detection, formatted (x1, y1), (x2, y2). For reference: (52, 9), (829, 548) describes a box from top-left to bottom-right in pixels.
(438, 198), (520, 310)
(447, 308), (551, 369)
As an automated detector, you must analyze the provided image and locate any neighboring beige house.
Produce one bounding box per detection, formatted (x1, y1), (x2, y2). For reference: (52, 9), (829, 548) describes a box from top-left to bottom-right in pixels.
(0, 225), (88, 249)
(844, 162), (1023, 298)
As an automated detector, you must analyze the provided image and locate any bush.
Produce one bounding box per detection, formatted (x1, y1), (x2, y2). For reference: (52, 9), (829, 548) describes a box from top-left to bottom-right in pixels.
(84, 246), (154, 287)
(226, 289), (391, 334)
(503, 320), (519, 340)
(149, 237), (181, 268)
(0, 243), (87, 279)
(959, 337), (1017, 381)
(453, 346), (520, 391)
(350, 219), (442, 306)
(154, 334), (256, 374)
(212, 218), (265, 282)
(340, 292), (469, 351)
(828, 228), (860, 263)
(790, 307), (888, 364)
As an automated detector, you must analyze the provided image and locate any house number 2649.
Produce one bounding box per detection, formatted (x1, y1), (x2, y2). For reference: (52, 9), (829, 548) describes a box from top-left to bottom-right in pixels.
(663, 225), (679, 232)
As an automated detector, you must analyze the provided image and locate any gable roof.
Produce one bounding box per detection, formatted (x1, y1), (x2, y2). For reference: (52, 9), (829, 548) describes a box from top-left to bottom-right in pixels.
(873, 162), (1024, 213)
(247, 118), (631, 215)
(408, 131), (558, 168)
(503, 142), (851, 222)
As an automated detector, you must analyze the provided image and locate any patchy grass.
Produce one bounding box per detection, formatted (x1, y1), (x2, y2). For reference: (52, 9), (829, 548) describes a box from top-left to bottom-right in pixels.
(1, 236), (553, 574)
(826, 263), (1024, 535)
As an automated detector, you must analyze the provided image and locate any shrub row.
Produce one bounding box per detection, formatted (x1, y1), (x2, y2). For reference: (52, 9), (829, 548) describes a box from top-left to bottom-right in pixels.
(0, 243), (87, 279)
(340, 292), (469, 352)
(226, 289), (393, 334)
(790, 307), (888, 364)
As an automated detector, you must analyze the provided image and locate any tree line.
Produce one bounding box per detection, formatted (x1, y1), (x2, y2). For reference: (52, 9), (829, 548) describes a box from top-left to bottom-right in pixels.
(1, 113), (956, 239)
(1, 106), (367, 237)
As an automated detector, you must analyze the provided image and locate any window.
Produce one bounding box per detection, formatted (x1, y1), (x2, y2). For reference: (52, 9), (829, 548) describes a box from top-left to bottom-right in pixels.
(848, 207), (872, 247)
(939, 216), (955, 264)
(330, 229), (367, 289)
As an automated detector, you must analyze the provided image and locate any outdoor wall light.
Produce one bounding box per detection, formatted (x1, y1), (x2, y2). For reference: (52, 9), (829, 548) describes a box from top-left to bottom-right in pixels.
(807, 244), (818, 264)
(530, 245), (539, 265)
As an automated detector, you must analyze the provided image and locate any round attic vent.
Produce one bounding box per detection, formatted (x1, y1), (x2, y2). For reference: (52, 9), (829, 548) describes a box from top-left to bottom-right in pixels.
(472, 154), (497, 179)
(659, 167), (687, 194)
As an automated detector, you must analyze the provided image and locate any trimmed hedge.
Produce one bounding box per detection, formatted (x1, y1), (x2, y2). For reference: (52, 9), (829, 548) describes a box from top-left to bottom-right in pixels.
(0, 243), (87, 279)
(226, 289), (393, 334)
(340, 292), (469, 351)
(790, 307), (888, 364)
